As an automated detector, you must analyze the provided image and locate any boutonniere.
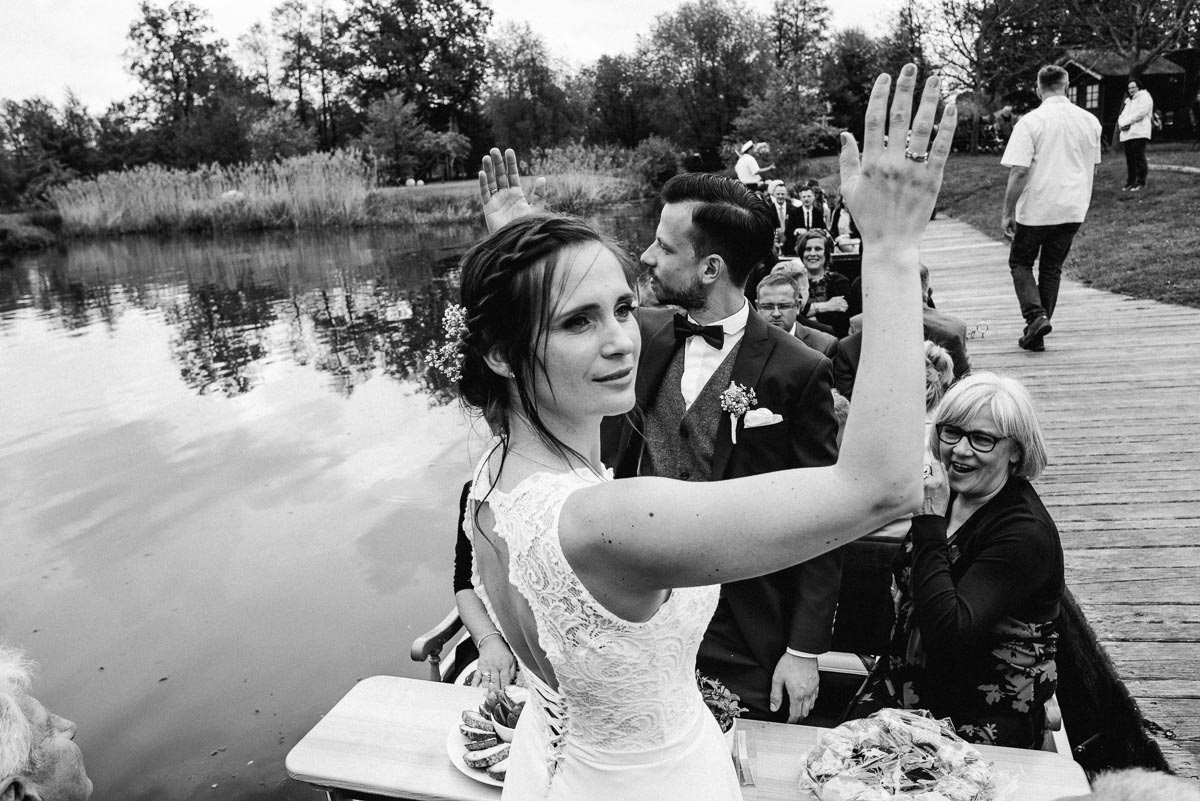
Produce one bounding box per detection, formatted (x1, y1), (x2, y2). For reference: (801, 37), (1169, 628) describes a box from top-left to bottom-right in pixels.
(719, 381), (757, 444)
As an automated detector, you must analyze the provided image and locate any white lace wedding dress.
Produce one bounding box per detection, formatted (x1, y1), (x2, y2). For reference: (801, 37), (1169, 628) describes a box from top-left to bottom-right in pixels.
(469, 460), (740, 800)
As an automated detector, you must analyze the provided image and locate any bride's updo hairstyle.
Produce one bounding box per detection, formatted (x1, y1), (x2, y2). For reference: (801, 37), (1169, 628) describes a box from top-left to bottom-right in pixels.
(458, 215), (634, 449)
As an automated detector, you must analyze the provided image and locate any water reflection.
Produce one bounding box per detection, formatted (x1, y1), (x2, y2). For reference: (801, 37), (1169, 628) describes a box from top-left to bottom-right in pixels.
(0, 201), (658, 801)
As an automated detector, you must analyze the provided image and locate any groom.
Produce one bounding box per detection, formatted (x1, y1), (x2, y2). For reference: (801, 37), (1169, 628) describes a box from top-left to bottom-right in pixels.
(603, 173), (842, 724)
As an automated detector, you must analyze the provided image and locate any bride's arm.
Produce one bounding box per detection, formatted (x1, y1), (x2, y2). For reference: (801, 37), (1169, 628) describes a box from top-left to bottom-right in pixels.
(563, 67), (955, 596)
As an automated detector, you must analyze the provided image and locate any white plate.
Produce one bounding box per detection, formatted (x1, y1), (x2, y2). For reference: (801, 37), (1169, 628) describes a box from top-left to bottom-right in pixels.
(446, 726), (505, 788)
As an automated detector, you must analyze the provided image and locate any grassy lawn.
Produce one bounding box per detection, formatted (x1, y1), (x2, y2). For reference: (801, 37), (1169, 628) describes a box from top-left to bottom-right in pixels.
(817, 142), (1200, 309)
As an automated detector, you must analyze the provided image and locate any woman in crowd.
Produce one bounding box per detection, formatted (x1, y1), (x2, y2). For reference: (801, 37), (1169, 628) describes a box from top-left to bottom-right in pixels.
(830, 196), (861, 254)
(451, 67), (954, 799)
(798, 229), (852, 336)
(924, 340), (955, 418)
(1118, 79), (1154, 191)
(857, 372), (1064, 749)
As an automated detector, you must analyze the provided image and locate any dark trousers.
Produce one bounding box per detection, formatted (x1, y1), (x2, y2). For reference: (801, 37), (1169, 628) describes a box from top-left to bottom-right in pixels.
(1008, 222), (1081, 323)
(1124, 138), (1148, 187)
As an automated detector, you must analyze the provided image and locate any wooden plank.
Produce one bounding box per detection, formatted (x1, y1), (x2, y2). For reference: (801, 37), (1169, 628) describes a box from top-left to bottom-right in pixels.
(1080, 606), (1200, 642)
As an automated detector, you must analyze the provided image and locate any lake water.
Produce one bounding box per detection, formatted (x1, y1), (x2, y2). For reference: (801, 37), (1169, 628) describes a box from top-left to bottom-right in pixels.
(0, 202), (658, 800)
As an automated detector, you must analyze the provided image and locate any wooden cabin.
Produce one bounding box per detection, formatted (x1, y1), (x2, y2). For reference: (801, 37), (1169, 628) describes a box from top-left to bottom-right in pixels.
(1059, 48), (1198, 145)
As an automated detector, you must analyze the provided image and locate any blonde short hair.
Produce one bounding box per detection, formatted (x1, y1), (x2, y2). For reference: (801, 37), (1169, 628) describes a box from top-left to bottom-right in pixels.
(0, 642), (36, 778)
(928, 372), (1048, 479)
(924, 341), (955, 413)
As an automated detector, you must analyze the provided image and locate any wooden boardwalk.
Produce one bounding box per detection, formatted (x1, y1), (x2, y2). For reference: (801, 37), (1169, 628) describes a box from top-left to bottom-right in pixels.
(920, 218), (1200, 778)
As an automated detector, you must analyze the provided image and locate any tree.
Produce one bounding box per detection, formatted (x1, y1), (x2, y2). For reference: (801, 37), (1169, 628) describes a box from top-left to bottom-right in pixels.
(732, 70), (836, 165)
(355, 92), (469, 183)
(484, 22), (582, 149)
(1061, 0), (1200, 77)
(340, 0), (491, 132)
(273, 0), (315, 125)
(926, 0), (1067, 152)
(236, 21), (275, 104)
(0, 94), (101, 204)
(820, 28), (883, 141)
(641, 0), (774, 163)
(771, 0), (831, 72)
(126, 0), (229, 125)
(588, 54), (658, 147)
(248, 106), (316, 161)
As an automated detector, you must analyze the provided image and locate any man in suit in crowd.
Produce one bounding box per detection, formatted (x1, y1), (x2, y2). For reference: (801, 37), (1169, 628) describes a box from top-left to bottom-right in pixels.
(834, 263), (970, 399)
(794, 187), (827, 236)
(767, 180), (804, 257)
(756, 272), (839, 359)
(605, 173), (842, 724)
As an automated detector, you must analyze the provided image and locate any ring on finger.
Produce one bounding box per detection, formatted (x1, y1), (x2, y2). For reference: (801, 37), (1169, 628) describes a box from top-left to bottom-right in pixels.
(904, 149), (930, 163)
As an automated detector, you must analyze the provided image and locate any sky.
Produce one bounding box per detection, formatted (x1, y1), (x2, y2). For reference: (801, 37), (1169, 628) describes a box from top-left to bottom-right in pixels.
(1, 0), (899, 112)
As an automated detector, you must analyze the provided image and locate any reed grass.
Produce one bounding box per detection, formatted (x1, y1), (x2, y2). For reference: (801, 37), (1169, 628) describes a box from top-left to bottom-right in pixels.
(50, 150), (376, 235)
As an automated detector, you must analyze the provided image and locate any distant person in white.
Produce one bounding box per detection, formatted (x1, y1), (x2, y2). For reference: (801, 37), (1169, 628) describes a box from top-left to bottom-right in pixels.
(1000, 64), (1102, 352)
(1117, 78), (1154, 191)
(734, 141), (774, 192)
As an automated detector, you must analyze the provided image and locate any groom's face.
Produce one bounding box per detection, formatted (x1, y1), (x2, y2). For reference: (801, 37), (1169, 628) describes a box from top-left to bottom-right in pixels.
(640, 202), (709, 310)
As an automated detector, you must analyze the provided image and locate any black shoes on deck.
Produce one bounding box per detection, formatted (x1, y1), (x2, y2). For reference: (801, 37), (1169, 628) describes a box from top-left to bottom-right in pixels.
(1018, 315), (1052, 352)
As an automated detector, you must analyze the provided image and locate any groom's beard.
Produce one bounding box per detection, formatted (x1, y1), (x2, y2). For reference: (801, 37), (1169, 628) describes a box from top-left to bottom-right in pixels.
(653, 272), (708, 310)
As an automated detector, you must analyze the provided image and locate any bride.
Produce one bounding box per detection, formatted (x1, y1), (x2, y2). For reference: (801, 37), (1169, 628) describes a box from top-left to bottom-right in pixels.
(455, 67), (954, 799)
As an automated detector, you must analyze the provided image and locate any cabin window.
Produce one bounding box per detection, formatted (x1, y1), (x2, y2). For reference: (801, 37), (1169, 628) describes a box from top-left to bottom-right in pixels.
(1084, 84), (1099, 109)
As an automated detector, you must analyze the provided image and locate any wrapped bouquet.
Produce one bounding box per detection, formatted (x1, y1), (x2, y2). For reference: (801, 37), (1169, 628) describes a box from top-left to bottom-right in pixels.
(800, 709), (1014, 800)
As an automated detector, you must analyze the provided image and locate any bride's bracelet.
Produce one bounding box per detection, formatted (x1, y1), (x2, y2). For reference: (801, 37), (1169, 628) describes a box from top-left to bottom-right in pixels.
(476, 630), (505, 648)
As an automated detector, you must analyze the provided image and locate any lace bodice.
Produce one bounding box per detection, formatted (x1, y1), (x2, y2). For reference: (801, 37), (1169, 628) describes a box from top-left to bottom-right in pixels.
(469, 462), (719, 752)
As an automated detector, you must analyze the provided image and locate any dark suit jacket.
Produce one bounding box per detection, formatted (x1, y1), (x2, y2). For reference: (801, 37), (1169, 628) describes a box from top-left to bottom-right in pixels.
(792, 205), (826, 238)
(833, 306), (971, 399)
(793, 322), (839, 360)
(602, 307), (842, 716)
(771, 200), (806, 256)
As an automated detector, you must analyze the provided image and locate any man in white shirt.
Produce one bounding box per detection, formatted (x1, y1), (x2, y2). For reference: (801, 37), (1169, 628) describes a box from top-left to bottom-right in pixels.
(605, 172), (841, 725)
(1000, 64), (1102, 351)
(735, 141), (774, 191)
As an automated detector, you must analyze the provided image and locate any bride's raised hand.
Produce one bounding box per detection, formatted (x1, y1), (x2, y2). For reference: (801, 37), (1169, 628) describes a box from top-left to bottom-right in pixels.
(838, 65), (955, 253)
(479, 147), (547, 233)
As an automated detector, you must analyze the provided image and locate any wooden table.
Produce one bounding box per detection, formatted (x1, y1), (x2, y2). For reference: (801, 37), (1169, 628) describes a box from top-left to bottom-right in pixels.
(286, 676), (1091, 801)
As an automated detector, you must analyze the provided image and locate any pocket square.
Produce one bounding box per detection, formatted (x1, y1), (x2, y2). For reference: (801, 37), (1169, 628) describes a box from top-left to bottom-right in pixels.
(743, 408), (783, 428)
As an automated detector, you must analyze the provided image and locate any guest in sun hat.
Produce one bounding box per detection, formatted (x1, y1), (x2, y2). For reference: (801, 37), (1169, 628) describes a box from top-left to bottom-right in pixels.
(735, 140), (774, 192)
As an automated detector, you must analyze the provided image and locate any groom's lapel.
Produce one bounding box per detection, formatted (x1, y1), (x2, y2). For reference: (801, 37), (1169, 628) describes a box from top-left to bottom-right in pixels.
(712, 311), (772, 480)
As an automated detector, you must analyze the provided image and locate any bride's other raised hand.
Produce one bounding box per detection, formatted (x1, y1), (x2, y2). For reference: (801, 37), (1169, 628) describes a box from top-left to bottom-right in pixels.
(838, 65), (955, 253)
(479, 147), (547, 233)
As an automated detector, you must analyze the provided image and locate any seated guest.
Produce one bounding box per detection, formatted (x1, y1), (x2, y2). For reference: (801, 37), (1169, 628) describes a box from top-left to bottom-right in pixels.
(756, 272), (838, 359)
(797, 230), (851, 337)
(835, 264), (970, 398)
(453, 482), (517, 692)
(793, 186), (827, 232)
(853, 373), (1063, 749)
(919, 263), (970, 378)
(767, 180), (804, 257)
(767, 260), (838, 335)
(830, 196), (861, 254)
(0, 641), (93, 801)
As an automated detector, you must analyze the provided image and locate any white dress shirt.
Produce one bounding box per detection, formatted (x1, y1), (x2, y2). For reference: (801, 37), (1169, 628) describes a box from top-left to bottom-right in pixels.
(680, 301), (750, 410)
(1000, 96), (1102, 225)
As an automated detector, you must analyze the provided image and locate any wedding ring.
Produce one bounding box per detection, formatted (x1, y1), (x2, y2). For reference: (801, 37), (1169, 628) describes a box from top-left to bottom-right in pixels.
(904, 149), (930, 163)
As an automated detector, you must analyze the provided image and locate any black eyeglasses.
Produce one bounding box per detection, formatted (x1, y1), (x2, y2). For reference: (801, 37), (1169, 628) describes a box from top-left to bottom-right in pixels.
(936, 424), (1007, 453)
(758, 303), (798, 312)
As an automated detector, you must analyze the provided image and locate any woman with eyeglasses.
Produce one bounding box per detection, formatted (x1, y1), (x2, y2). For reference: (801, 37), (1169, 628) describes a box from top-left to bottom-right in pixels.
(853, 372), (1064, 749)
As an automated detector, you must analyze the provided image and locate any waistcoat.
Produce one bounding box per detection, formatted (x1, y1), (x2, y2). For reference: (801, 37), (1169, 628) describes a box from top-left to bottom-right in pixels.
(641, 341), (742, 482)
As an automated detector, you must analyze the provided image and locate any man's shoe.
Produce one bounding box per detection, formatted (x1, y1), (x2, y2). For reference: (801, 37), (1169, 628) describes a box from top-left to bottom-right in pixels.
(1018, 334), (1046, 351)
(1130, 184), (1144, 192)
(1025, 315), (1052, 340)
(1122, 184), (1132, 191)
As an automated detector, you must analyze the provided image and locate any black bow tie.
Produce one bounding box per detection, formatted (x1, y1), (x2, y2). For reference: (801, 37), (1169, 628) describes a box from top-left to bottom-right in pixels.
(673, 313), (724, 349)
